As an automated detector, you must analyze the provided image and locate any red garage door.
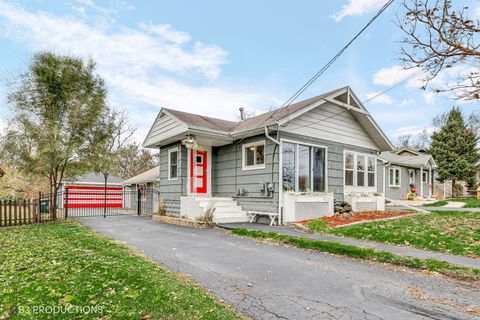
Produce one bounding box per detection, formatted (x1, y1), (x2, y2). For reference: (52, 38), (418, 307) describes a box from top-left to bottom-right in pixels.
(64, 186), (123, 209)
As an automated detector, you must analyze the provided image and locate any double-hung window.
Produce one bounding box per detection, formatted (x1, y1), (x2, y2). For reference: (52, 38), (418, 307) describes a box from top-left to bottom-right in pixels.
(389, 166), (401, 187)
(344, 151), (376, 189)
(282, 141), (326, 192)
(242, 141), (265, 170)
(168, 148), (178, 180)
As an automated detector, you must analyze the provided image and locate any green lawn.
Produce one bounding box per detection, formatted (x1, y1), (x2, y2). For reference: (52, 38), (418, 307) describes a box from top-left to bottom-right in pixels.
(232, 228), (480, 281)
(308, 211), (480, 258)
(0, 222), (240, 319)
(424, 198), (480, 208)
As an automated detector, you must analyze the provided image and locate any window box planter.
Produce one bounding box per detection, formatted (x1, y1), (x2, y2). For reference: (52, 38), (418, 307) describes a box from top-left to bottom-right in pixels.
(282, 192), (334, 222)
(344, 193), (385, 212)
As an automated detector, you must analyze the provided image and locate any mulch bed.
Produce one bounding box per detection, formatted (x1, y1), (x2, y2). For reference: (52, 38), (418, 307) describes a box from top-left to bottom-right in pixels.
(300, 211), (416, 227)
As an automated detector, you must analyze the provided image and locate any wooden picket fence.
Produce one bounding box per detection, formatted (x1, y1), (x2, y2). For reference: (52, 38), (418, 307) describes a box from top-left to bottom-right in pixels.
(0, 199), (52, 227)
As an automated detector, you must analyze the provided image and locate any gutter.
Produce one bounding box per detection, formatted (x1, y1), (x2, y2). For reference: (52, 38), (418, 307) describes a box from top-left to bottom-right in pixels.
(264, 126), (280, 145)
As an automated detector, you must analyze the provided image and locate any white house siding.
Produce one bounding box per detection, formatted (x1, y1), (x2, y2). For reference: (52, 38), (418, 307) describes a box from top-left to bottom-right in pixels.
(159, 142), (187, 215)
(212, 134), (280, 213)
(144, 113), (186, 148)
(281, 102), (380, 151)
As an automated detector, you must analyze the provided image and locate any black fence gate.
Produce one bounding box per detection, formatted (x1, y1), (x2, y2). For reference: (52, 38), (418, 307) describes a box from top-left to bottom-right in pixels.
(62, 189), (160, 218)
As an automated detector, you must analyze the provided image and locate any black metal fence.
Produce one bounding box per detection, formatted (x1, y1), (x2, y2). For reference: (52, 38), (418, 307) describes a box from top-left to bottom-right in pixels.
(0, 189), (160, 226)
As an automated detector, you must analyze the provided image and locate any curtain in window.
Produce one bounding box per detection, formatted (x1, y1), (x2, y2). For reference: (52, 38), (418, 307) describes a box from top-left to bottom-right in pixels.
(282, 142), (295, 191)
(312, 147), (325, 192)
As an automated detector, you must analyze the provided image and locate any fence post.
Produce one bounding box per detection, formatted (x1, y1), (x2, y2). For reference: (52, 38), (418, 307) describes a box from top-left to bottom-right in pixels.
(38, 192), (42, 223)
(65, 188), (69, 220)
(137, 188), (141, 216)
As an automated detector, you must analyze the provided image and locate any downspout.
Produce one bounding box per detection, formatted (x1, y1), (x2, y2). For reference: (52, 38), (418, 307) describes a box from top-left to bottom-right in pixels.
(377, 157), (389, 197)
(265, 126), (281, 223)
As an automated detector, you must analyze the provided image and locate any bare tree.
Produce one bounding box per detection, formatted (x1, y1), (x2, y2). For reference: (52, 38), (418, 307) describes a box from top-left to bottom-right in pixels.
(399, 0), (480, 100)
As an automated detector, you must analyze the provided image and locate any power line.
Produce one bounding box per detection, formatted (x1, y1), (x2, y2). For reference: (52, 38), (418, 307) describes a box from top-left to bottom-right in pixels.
(257, 0), (395, 128)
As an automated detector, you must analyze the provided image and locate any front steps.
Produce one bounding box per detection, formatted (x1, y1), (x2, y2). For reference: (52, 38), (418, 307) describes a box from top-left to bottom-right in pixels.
(192, 197), (250, 223)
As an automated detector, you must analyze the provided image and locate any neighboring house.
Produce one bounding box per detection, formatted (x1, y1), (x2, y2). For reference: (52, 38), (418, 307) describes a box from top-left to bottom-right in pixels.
(143, 86), (394, 224)
(122, 166), (160, 211)
(379, 148), (437, 200)
(122, 166), (160, 191)
(59, 173), (124, 209)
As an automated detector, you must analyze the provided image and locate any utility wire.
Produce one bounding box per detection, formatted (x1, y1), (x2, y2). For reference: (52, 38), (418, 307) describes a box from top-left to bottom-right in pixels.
(255, 0), (395, 128)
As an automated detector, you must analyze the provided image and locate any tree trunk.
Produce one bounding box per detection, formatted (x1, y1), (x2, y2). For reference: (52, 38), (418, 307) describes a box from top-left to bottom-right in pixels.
(452, 178), (456, 198)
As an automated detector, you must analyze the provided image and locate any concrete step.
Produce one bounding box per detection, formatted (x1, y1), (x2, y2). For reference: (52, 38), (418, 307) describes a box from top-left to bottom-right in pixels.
(214, 211), (248, 219)
(212, 206), (245, 213)
(214, 215), (250, 223)
(197, 200), (237, 208)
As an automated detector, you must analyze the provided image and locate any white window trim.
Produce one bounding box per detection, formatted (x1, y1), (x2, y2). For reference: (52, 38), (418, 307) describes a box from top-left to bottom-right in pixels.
(242, 140), (266, 171)
(389, 166), (401, 188)
(280, 138), (328, 193)
(168, 147), (179, 180)
(343, 150), (377, 192)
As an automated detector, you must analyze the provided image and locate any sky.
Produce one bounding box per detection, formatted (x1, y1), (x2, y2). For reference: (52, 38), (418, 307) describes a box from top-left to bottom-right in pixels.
(0, 0), (478, 145)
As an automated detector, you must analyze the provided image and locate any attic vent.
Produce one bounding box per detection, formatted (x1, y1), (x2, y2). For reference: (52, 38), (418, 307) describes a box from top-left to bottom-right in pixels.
(333, 92), (348, 104)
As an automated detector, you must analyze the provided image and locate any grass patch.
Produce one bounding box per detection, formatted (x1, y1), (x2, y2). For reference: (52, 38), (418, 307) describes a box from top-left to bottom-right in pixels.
(423, 200), (448, 207)
(232, 228), (480, 281)
(307, 219), (330, 232)
(308, 211), (480, 258)
(0, 221), (241, 319)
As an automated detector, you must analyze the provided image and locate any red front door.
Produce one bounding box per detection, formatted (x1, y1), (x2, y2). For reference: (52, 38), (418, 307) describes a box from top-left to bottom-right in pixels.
(190, 149), (208, 194)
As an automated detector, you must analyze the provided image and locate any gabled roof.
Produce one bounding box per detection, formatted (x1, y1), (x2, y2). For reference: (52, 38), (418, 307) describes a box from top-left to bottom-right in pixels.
(122, 166), (160, 185)
(144, 86), (394, 151)
(164, 109), (238, 132)
(380, 151), (436, 168)
(234, 87), (346, 132)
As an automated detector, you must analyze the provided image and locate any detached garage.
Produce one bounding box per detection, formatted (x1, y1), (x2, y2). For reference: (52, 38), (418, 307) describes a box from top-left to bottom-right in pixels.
(59, 173), (124, 209)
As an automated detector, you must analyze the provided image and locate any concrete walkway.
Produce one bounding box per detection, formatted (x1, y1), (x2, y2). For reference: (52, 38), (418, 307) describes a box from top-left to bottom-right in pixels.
(219, 223), (480, 269)
(80, 216), (480, 320)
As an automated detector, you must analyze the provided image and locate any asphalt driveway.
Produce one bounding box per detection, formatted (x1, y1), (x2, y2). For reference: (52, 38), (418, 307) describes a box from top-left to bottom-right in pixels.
(79, 215), (480, 320)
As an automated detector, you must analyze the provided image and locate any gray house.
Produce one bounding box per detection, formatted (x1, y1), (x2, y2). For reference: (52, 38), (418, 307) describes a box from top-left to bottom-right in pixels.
(379, 149), (437, 200)
(143, 87), (394, 224)
(122, 166), (161, 211)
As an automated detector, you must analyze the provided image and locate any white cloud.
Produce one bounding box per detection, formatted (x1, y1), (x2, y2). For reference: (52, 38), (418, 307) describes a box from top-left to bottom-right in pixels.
(0, 2), (279, 142)
(423, 92), (435, 105)
(331, 0), (386, 22)
(373, 65), (419, 86)
(364, 91), (394, 104)
(138, 22), (191, 44)
(399, 98), (415, 106)
(391, 125), (434, 137)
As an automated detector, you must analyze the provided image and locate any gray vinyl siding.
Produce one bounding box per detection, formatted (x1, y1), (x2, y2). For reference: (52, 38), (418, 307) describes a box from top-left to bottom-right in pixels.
(144, 113), (186, 147)
(281, 101), (380, 151)
(212, 134), (279, 213)
(385, 166), (433, 200)
(279, 131), (380, 201)
(159, 142), (187, 214)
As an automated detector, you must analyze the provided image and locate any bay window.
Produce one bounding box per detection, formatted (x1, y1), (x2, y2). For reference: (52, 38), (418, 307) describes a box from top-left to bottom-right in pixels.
(282, 141), (326, 192)
(344, 151), (376, 189)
